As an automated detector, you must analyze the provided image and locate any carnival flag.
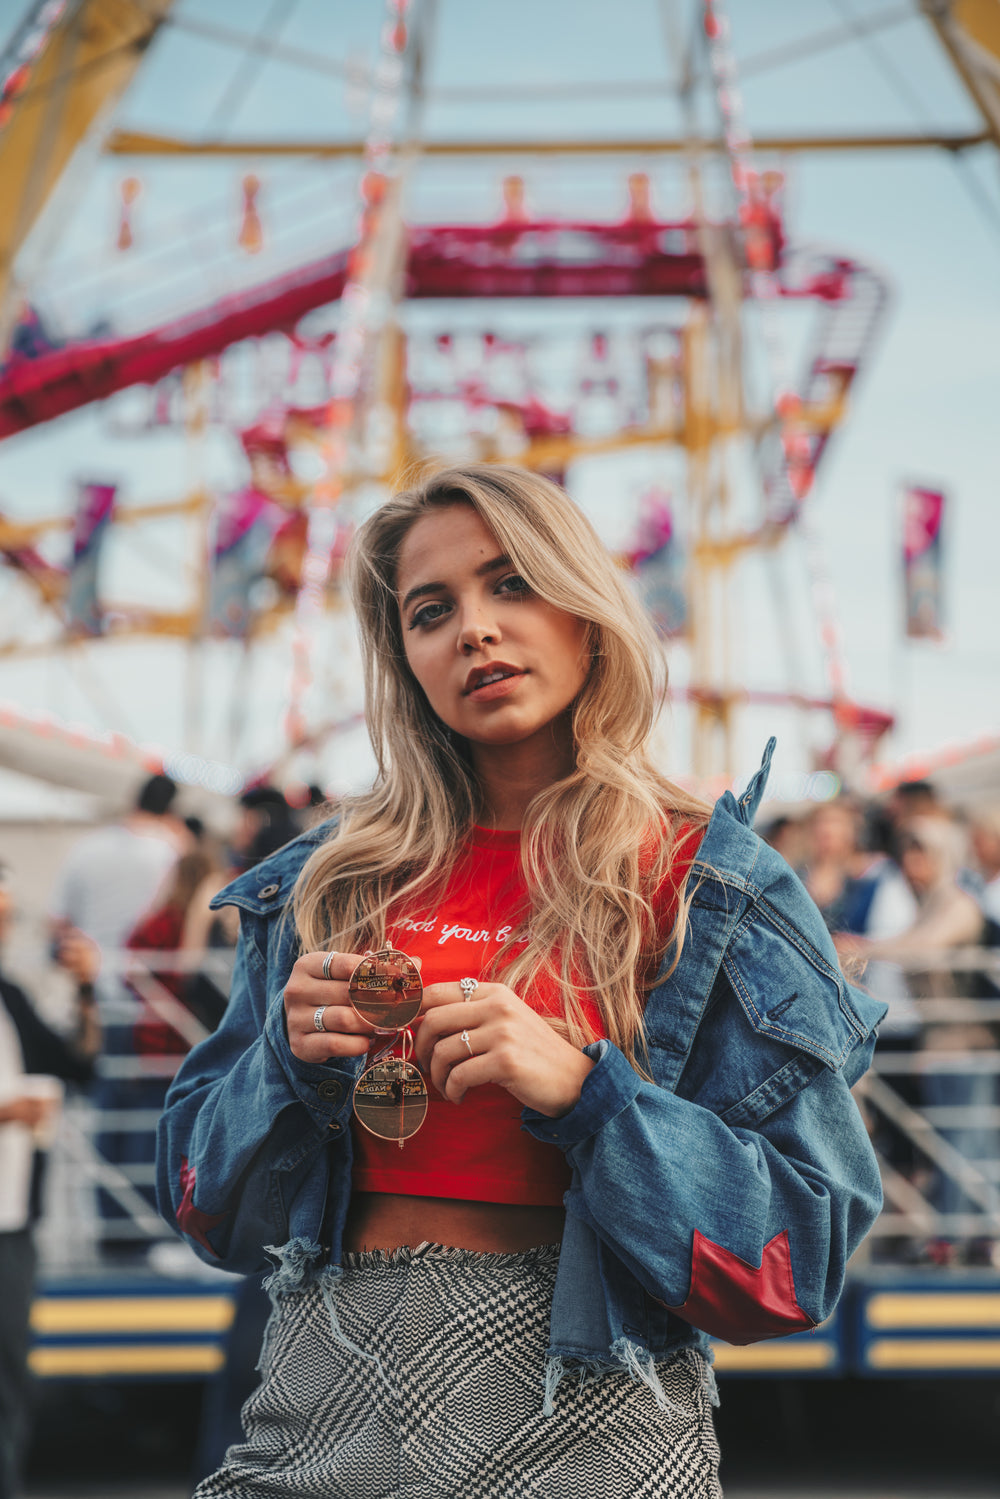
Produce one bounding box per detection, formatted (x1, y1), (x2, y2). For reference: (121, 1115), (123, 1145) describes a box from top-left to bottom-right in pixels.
(626, 488), (688, 638)
(208, 487), (280, 637)
(67, 481), (116, 635)
(902, 485), (945, 640)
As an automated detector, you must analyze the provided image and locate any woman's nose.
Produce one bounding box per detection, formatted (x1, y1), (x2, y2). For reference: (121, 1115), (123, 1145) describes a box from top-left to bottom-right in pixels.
(458, 610), (499, 654)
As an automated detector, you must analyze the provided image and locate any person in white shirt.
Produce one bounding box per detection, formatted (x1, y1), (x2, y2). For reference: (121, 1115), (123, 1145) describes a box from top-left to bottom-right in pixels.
(48, 774), (190, 1252)
(49, 774), (189, 989)
(0, 868), (98, 1499)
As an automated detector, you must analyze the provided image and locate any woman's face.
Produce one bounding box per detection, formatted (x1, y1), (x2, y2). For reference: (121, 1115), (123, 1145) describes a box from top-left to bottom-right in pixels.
(809, 806), (856, 862)
(395, 504), (590, 755)
(900, 838), (938, 896)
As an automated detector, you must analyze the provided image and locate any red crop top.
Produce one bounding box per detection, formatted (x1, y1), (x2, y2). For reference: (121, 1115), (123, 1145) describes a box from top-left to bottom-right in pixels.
(350, 823), (700, 1207)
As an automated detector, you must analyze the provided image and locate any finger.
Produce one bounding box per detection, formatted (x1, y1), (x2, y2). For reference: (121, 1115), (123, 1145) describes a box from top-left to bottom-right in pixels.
(437, 1049), (494, 1105)
(295, 999), (373, 1038)
(413, 999), (490, 1069)
(297, 950), (368, 981)
(420, 981), (496, 1010)
(425, 1027), (475, 1098)
(288, 1031), (372, 1065)
(285, 976), (361, 1014)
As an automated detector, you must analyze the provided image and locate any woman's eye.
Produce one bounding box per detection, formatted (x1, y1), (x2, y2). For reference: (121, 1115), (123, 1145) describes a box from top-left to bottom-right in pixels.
(409, 601), (449, 629)
(497, 573), (531, 597)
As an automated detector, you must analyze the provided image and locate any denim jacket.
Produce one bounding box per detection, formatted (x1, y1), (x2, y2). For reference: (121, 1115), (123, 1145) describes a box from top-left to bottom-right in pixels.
(157, 740), (886, 1404)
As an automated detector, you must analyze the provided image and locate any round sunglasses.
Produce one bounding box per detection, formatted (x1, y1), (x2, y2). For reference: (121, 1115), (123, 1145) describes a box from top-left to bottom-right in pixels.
(348, 944), (427, 1146)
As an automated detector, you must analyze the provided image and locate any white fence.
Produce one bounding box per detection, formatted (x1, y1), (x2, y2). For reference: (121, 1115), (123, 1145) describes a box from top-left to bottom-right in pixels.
(35, 945), (1000, 1270)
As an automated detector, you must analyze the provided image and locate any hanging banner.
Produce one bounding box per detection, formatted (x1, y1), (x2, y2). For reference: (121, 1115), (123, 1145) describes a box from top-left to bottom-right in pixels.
(626, 488), (688, 638)
(66, 480), (116, 635)
(902, 485), (945, 640)
(208, 487), (280, 637)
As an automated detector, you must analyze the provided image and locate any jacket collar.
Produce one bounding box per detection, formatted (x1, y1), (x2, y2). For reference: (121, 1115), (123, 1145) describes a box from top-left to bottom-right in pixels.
(209, 816), (339, 917)
(650, 737), (885, 1081)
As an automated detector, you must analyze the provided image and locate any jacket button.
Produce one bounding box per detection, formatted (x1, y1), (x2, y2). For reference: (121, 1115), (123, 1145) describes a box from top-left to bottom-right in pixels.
(257, 883), (280, 899)
(316, 1079), (343, 1103)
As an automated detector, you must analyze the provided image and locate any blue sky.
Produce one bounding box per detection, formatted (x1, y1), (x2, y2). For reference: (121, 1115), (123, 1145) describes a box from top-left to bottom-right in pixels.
(0, 0), (998, 805)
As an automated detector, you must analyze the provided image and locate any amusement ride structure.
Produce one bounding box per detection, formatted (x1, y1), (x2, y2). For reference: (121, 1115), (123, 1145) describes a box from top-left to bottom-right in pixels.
(0, 0), (998, 800)
(3, 2), (1000, 1392)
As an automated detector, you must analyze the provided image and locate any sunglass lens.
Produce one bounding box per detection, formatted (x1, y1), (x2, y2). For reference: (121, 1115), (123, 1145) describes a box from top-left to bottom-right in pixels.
(349, 946), (422, 1032)
(353, 1058), (428, 1142)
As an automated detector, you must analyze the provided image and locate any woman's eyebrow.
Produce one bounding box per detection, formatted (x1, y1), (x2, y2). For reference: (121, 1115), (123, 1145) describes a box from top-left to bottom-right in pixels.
(399, 554), (510, 613)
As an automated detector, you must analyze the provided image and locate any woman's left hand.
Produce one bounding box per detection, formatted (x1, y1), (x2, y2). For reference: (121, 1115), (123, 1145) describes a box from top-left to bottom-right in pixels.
(413, 981), (594, 1119)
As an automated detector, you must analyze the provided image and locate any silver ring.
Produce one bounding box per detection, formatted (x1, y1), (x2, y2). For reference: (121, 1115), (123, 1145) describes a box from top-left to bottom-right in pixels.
(313, 1006), (328, 1033)
(322, 952), (338, 980)
(460, 1029), (474, 1057)
(459, 977), (478, 1001)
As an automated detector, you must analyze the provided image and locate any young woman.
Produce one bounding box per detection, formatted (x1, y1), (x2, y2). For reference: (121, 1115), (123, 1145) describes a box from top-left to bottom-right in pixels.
(158, 464), (886, 1498)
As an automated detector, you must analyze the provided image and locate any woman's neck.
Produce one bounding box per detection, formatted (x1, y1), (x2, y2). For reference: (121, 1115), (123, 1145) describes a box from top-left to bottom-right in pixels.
(470, 726), (575, 831)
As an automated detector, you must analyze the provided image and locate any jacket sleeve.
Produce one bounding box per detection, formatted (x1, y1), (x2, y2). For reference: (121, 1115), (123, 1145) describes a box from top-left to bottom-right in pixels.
(155, 918), (357, 1274)
(523, 1021), (882, 1346)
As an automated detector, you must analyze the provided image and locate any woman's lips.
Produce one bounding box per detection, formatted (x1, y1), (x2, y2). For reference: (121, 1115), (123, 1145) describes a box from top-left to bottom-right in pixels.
(465, 671), (527, 702)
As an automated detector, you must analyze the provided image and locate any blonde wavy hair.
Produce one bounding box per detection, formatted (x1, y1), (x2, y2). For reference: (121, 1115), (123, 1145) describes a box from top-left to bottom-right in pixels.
(293, 463), (710, 1066)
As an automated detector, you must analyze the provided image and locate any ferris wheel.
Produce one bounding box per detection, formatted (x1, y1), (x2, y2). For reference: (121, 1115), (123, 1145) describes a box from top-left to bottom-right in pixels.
(0, 0), (997, 801)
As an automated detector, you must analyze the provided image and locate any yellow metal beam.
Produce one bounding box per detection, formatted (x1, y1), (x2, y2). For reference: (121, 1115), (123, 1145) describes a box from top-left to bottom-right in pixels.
(0, 0), (175, 345)
(0, 492), (205, 550)
(924, 0), (1000, 146)
(103, 128), (992, 159)
(955, 0), (1000, 53)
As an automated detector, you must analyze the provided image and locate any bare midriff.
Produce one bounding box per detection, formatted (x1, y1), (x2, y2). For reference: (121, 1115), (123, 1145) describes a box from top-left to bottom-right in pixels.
(343, 1191), (565, 1253)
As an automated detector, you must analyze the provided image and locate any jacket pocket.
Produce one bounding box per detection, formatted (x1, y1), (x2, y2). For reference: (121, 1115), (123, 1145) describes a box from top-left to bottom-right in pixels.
(718, 1051), (826, 1129)
(674, 968), (828, 1127)
(722, 906), (863, 1072)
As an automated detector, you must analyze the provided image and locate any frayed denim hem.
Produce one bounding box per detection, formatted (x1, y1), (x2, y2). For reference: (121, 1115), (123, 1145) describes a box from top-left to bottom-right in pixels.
(257, 1239), (563, 1383)
(257, 1238), (717, 1422)
(258, 1237), (376, 1375)
(542, 1343), (719, 1418)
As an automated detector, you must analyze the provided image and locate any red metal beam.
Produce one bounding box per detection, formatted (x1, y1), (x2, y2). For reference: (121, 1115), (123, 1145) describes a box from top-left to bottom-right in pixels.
(0, 220), (711, 437)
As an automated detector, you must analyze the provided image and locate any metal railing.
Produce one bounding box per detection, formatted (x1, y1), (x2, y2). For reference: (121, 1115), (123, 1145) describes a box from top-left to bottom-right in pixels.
(34, 945), (1000, 1271)
(37, 948), (234, 1271)
(855, 948), (1000, 1255)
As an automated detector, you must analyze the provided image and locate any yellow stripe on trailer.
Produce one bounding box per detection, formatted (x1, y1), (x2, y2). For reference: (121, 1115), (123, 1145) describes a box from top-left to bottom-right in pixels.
(867, 1338), (1000, 1371)
(711, 1340), (838, 1372)
(865, 1292), (1000, 1330)
(29, 1343), (226, 1378)
(30, 1295), (236, 1336)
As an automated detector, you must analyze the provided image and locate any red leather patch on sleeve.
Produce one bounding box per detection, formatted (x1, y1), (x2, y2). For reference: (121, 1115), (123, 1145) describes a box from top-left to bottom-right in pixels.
(176, 1157), (225, 1258)
(666, 1229), (815, 1345)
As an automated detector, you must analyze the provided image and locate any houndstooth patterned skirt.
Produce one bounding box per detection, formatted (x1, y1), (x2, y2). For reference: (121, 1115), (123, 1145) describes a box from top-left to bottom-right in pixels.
(194, 1243), (722, 1499)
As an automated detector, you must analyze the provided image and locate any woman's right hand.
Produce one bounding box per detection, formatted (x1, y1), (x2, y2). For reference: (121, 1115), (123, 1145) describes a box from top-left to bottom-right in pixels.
(283, 951), (374, 1063)
(0, 1095), (56, 1128)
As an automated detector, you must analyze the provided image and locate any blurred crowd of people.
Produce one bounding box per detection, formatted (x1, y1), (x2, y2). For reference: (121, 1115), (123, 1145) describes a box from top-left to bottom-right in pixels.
(4, 770), (999, 1271)
(0, 772), (327, 1497)
(49, 775), (326, 1232)
(2, 769), (1000, 1494)
(763, 780), (1000, 1270)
